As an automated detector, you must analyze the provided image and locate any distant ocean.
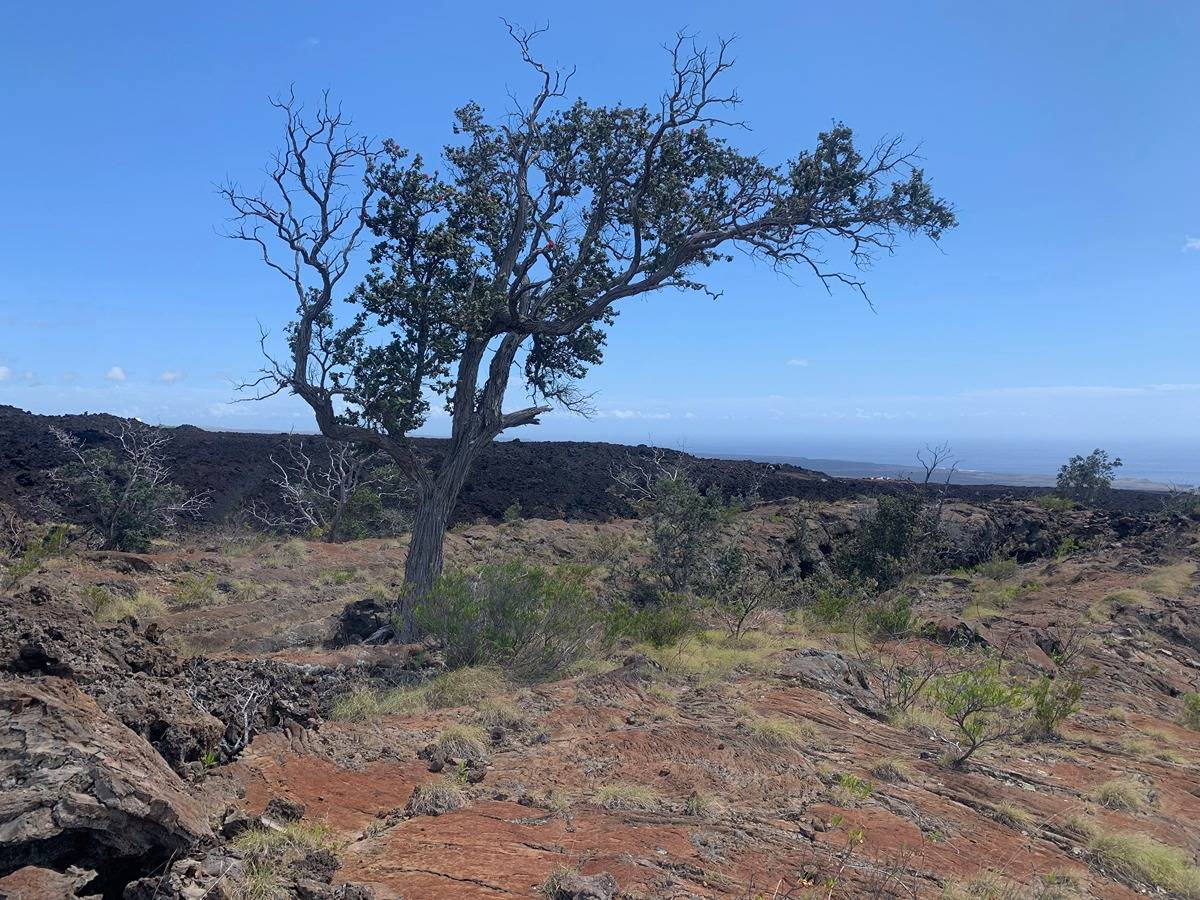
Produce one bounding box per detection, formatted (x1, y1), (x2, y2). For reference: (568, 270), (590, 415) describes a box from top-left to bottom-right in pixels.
(694, 437), (1199, 490)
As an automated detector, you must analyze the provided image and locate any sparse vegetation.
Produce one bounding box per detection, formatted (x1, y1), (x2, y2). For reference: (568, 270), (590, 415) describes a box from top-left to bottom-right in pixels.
(49, 423), (208, 551)
(593, 782), (661, 811)
(1085, 825), (1200, 897)
(1092, 778), (1148, 812)
(930, 658), (1028, 766)
(406, 782), (465, 817)
(742, 714), (816, 750)
(172, 572), (219, 607)
(414, 561), (603, 679)
(435, 723), (488, 759)
(1181, 692), (1200, 730)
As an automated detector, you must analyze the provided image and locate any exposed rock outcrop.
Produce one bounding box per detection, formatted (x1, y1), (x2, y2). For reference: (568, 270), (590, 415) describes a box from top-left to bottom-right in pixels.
(0, 678), (211, 894)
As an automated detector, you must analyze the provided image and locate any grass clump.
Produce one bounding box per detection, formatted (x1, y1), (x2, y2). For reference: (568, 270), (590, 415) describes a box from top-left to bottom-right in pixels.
(328, 667), (510, 722)
(683, 789), (722, 818)
(1087, 827), (1200, 897)
(406, 781), (465, 817)
(992, 801), (1035, 831)
(593, 782), (661, 811)
(232, 822), (334, 856)
(88, 586), (166, 623)
(976, 557), (1019, 581)
(742, 714), (817, 750)
(1140, 562), (1194, 596)
(317, 566), (359, 587)
(435, 724), (488, 759)
(829, 773), (873, 807)
(172, 572), (219, 607)
(870, 757), (913, 784)
(1092, 778), (1147, 813)
(475, 697), (527, 729)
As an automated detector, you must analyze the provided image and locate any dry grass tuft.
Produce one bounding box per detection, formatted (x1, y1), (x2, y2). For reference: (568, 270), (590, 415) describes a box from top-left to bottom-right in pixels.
(406, 781), (465, 817)
(593, 782), (661, 811)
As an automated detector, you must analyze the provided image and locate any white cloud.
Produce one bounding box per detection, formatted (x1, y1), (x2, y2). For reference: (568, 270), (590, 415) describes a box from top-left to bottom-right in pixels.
(1184, 236), (1200, 252)
(159, 370), (185, 383)
(600, 408), (672, 420)
(786, 358), (810, 367)
(0, 366), (9, 382)
(302, 36), (320, 47)
(105, 366), (126, 382)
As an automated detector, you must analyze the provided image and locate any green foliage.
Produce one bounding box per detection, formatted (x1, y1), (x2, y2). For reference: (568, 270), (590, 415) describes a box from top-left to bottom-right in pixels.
(1056, 448), (1122, 505)
(502, 500), (523, 523)
(1036, 494), (1077, 512)
(836, 773), (874, 801)
(87, 586), (166, 623)
(1055, 536), (1083, 559)
(930, 658), (1028, 766)
(976, 557), (1018, 581)
(1181, 692), (1200, 730)
(172, 573), (219, 608)
(607, 593), (701, 648)
(1026, 673), (1084, 738)
(833, 494), (931, 590)
(51, 425), (204, 551)
(2, 524), (70, 588)
(864, 594), (914, 638)
(414, 561), (602, 679)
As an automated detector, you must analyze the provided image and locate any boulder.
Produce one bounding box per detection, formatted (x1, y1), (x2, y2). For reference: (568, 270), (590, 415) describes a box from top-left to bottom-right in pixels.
(0, 678), (211, 892)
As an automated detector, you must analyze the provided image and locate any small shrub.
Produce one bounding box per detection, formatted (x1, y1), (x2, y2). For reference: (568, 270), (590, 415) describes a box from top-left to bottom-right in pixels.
(1092, 778), (1147, 813)
(593, 782), (661, 811)
(1026, 673), (1084, 738)
(930, 658), (1028, 766)
(406, 782), (465, 817)
(415, 561), (603, 679)
(423, 666), (509, 709)
(502, 500), (523, 523)
(2, 523), (71, 588)
(436, 724), (488, 760)
(1036, 494), (1076, 512)
(609, 593), (701, 648)
(863, 594), (914, 638)
(1055, 536), (1083, 559)
(1181, 692), (1200, 730)
(833, 494), (931, 590)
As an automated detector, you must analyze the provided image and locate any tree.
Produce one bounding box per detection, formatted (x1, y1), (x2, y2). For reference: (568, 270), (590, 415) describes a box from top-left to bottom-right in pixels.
(1056, 449), (1122, 504)
(224, 26), (956, 623)
(252, 439), (410, 542)
(916, 441), (958, 485)
(50, 424), (209, 551)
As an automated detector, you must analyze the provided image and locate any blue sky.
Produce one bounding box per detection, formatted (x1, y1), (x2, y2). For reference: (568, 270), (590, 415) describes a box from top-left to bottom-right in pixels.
(1, 1), (1197, 474)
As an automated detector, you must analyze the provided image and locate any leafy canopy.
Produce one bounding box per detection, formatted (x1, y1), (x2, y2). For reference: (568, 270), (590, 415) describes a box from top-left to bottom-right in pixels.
(227, 28), (955, 475)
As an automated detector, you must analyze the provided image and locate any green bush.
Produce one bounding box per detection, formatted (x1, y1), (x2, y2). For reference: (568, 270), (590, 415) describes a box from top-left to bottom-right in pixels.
(608, 593), (701, 648)
(833, 494), (929, 590)
(502, 500), (523, 523)
(930, 658), (1028, 766)
(2, 524), (70, 588)
(1181, 692), (1200, 730)
(414, 561), (603, 679)
(1056, 449), (1122, 505)
(1026, 673), (1084, 738)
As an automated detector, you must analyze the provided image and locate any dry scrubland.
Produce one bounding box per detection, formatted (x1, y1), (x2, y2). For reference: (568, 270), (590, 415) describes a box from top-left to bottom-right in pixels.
(3, 484), (1200, 899)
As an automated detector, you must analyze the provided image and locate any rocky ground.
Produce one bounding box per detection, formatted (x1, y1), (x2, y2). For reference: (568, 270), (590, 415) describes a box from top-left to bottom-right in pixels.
(2, 492), (1199, 898)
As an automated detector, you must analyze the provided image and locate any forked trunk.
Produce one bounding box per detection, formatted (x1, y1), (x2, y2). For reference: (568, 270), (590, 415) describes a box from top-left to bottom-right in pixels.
(398, 439), (481, 637)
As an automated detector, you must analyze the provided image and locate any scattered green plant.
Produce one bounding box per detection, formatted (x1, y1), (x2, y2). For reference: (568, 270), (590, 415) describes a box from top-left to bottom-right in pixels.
(502, 500), (523, 523)
(1026, 673), (1084, 738)
(172, 572), (219, 607)
(930, 658), (1028, 766)
(1092, 778), (1147, 813)
(1181, 692), (1200, 730)
(414, 561), (603, 679)
(593, 782), (661, 811)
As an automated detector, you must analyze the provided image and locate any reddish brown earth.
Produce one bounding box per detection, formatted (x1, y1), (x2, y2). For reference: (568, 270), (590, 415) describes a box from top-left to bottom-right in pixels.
(3, 495), (1198, 898)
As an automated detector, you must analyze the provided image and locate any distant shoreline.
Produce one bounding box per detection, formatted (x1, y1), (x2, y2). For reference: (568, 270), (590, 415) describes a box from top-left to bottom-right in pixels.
(700, 452), (1182, 493)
